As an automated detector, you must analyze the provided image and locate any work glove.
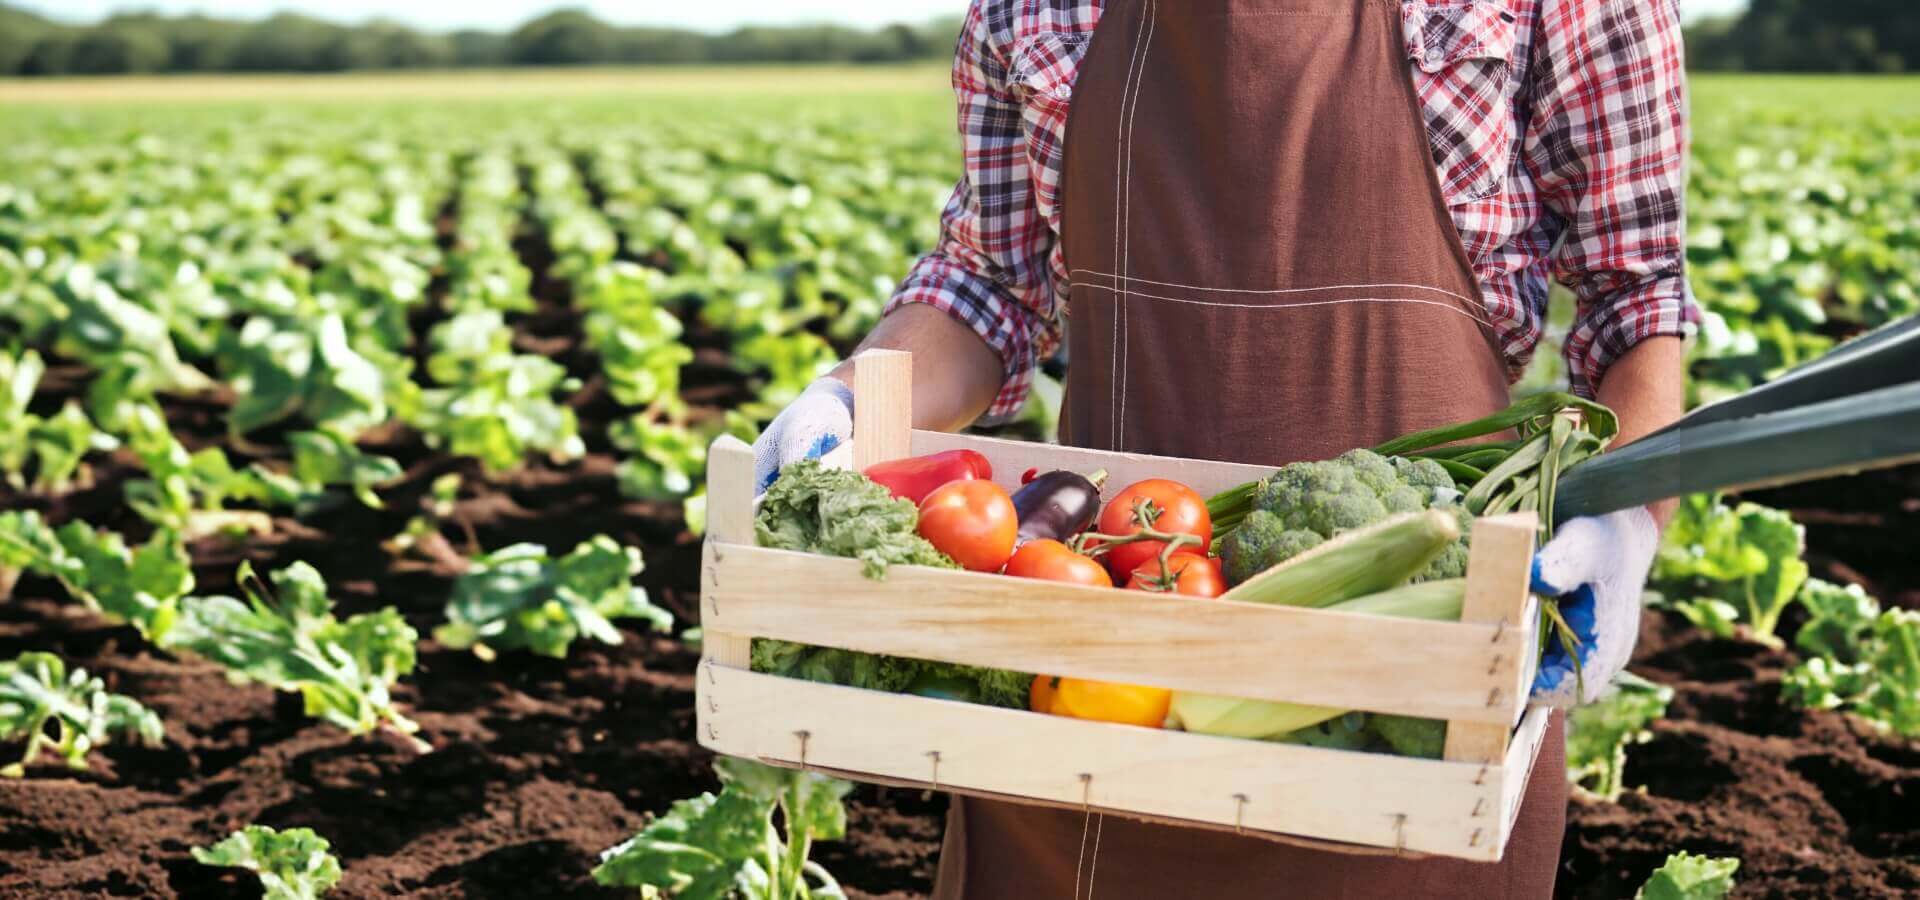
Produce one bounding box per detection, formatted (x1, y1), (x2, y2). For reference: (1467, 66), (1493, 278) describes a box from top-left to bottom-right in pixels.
(1529, 507), (1660, 706)
(751, 376), (854, 494)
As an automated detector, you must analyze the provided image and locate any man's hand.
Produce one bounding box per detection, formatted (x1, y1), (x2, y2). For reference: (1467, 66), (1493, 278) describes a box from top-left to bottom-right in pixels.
(751, 376), (854, 494)
(1529, 507), (1660, 706)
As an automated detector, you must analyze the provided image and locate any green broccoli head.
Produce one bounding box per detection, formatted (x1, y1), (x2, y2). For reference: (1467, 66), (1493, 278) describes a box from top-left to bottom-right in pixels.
(1381, 484), (1426, 514)
(1391, 455), (1456, 493)
(1414, 505), (1476, 581)
(1299, 491), (1389, 535)
(1219, 509), (1326, 585)
(1337, 448), (1401, 497)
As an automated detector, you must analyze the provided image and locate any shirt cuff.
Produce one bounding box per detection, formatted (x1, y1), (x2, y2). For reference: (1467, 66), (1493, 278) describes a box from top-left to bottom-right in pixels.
(1562, 274), (1701, 398)
(884, 253), (1040, 420)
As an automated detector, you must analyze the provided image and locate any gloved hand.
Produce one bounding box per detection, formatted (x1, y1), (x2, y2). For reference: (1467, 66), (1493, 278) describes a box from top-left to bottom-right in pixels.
(751, 376), (854, 494)
(1529, 507), (1660, 706)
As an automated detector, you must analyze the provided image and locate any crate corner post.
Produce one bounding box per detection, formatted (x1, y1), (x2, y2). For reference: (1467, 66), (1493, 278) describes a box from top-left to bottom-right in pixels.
(853, 349), (912, 470)
(698, 434), (755, 756)
(1442, 511), (1538, 766)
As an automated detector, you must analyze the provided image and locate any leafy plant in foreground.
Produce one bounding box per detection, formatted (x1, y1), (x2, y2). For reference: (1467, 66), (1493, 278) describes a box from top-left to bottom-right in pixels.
(122, 404), (301, 538)
(1649, 494), (1807, 645)
(0, 651), (165, 777)
(414, 309), (585, 473)
(287, 430), (402, 509)
(594, 757), (850, 900)
(192, 825), (342, 900)
(1566, 672), (1674, 801)
(1, 348), (117, 493)
(217, 312), (389, 439)
(1635, 850), (1739, 900)
(435, 535), (671, 660)
(1783, 597), (1920, 738)
(0, 510), (193, 639)
(165, 561), (424, 747)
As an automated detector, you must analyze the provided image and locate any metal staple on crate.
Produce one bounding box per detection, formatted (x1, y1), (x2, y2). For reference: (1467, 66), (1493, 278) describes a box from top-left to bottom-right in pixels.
(1469, 828), (1484, 848)
(1392, 813), (1408, 853)
(794, 730), (811, 771)
(1473, 763), (1489, 786)
(926, 751), (941, 791)
(1471, 797), (1486, 817)
(1232, 794), (1249, 835)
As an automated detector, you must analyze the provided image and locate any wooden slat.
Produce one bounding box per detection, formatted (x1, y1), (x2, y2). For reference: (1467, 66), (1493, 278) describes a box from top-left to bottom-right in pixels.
(910, 430), (1279, 498)
(701, 663), (1508, 861)
(705, 542), (1523, 724)
(1497, 707), (1555, 850)
(1443, 513), (1537, 764)
(698, 435), (754, 743)
(852, 350), (912, 470)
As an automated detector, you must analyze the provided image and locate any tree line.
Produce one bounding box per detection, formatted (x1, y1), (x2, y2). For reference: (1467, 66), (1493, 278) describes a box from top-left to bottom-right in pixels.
(0, 6), (961, 77)
(2, 1), (1915, 78)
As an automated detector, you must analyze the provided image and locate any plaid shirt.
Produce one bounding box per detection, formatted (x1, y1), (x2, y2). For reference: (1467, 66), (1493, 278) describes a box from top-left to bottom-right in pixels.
(888, 0), (1698, 418)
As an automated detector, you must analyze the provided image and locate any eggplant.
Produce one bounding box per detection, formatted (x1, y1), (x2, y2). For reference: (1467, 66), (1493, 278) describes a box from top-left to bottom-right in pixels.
(1013, 469), (1107, 544)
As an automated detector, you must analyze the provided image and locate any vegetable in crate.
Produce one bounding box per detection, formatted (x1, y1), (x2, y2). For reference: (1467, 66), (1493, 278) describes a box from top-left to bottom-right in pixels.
(917, 479), (1018, 572)
(756, 459), (955, 580)
(1004, 539), (1112, 587)
(1095, 479), (1212, 578)
(1217, 449), (1468, 587)
(1125, 552), (1224, 598)
(863, 448), (992, 504)
(752, 461), (1028, 708)
(1012, 468), (1106, 544)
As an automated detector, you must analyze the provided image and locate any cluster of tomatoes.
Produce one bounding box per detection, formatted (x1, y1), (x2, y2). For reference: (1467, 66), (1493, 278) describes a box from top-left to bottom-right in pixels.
(906, 470), (1221, 728)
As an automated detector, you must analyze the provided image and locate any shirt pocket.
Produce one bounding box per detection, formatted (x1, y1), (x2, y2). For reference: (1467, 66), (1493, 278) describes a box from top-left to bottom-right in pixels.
(1403, 0), (1521, 205)
(1010, 31), (1090, 129)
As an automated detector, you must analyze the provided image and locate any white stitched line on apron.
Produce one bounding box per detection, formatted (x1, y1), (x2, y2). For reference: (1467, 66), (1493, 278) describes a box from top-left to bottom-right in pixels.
(1074, 282), (1501, 330)
(1110, 3), (1150, 450)
(1117, 0), (1157, 450)
(1070, 268), (1479, 306)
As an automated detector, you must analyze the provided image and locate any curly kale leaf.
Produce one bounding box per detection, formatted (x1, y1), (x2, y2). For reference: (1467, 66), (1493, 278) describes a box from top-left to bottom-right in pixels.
(755, 459), (954, 579)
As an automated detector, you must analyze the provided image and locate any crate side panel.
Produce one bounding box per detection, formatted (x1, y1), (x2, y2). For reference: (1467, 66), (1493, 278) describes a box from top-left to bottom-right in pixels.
(703, 664), (1505, 860)
(705, 542), (1521, 724)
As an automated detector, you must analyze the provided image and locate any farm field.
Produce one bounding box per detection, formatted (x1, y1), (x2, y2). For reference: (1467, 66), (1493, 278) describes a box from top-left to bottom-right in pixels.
(1, 67), (1917, 898)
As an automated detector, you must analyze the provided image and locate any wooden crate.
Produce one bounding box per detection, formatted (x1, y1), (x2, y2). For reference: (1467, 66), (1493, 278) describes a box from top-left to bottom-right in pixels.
(697, 351), (1551, 862)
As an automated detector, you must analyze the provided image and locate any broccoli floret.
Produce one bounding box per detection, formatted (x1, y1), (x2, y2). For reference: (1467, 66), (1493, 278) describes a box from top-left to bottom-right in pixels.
(1257, 460), (1389, 534)
(1219, 510), (1325, 585)
(1381, 484), (1426, 514)
(1300, 491), (1388, 535)
(1391, 455), (1456, 493)
(1415, 505), (1476, 581)
(1338, 448), (1401, 497)
(1369, 714), (1446, 758)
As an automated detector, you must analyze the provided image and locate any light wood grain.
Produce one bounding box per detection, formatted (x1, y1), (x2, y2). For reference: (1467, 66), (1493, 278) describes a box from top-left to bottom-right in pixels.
(1443, 513), (1538, 764)
(698, 435), (754, 758)
(1496, 707), (1555, 850)
(701, 662), (1510, 861)
(853, 350), (913, 470)
(704, 542), (1524, 724)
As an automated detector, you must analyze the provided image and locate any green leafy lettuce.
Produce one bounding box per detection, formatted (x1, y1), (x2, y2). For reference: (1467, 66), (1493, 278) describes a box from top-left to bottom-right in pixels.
(0, 650), (165, 777)
(1635, 851), (1739, 900)
(192, 825), (343, 900)
(1567, 672), (1674, 801)
(594, 757), (848, 900)
(434, 535), (672, 660)
(1650, 494), (1807, 644)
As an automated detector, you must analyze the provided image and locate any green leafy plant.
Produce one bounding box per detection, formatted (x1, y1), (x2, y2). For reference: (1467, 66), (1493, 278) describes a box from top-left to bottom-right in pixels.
(0, 650), (164, 777)
(0, 510), (193, 639)
(593, 757), (849, 900)
(286, 430), (402, 509)
(192, 825), (342, 900)
(1566, 672), (1674, 800)
(0, 348), (117, 493)
(165, 561), (424, 747)
(1784, 606), (1920, 737)
(1635, 851), (1739, 900)
(414, 309), (585, 472)
(435, 535), (671, 660)
(1650, 494), (1808, 644)
(218, 313), (389, 439)
(122, 404), (301, 538)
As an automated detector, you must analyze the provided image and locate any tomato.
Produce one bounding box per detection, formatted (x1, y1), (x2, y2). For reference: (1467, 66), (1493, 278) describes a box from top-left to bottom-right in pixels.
(1050, 679), (1172, 728)
(1096, 479), (1212, 578)
(1125, 552), (1226, 598)
(917, 479), (1018, 572)
(1029, 674), (1060, 713)
(1004, 539), (1113, 588)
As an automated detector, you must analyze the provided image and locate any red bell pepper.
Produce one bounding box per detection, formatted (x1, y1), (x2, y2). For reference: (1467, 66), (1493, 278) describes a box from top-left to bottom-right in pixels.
(862, 449), (993, 505)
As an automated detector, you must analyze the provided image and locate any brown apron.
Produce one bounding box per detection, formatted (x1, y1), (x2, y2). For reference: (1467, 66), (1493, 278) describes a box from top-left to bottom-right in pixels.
(933, 0), (1567, 897)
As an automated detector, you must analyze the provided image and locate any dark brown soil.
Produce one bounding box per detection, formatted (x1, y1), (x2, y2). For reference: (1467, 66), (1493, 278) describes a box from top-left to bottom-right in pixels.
(1, 197), (1914, 897)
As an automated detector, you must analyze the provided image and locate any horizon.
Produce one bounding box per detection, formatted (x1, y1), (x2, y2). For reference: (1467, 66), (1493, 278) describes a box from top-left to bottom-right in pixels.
(14, 0), (1750, 33)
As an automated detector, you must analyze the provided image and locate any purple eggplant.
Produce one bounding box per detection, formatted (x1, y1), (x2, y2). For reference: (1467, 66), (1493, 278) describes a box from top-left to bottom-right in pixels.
(1013, 469), (1107, 544)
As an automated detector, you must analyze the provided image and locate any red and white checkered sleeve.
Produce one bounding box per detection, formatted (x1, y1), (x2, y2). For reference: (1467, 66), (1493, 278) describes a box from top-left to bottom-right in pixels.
(1528, 0), (1701, 398)
(886, 1), (1057, 421)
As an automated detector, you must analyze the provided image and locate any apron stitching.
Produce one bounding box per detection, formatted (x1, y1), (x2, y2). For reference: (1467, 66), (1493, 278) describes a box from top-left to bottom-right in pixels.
(1071, 268), (1479, 306)
(1110, 1), (1151, 449)
(1074, 283), (1501, 329)
(1117, 0), (1157, 450)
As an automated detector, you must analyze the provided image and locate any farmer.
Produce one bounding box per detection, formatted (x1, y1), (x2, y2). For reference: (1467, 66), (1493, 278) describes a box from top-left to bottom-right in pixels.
(754, 0), (1691, 895)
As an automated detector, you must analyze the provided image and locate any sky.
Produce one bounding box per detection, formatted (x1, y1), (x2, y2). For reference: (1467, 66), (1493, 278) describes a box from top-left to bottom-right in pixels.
(20, 0), (1749, 32)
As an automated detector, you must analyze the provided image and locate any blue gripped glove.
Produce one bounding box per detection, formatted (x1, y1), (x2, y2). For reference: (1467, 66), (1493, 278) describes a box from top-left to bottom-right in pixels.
(751, 376), (854, 494)
(1529, 507), (1660, 706)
